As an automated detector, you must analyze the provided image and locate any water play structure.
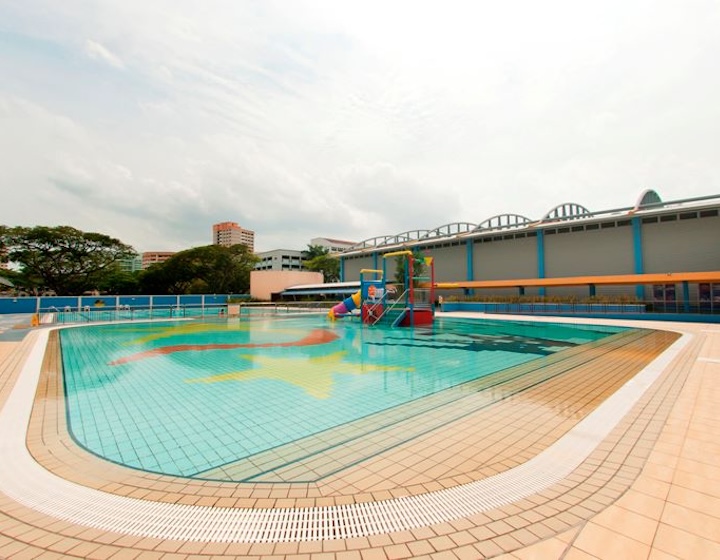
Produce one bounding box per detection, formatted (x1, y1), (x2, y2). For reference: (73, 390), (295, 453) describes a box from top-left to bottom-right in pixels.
(328, 250), (435, 326)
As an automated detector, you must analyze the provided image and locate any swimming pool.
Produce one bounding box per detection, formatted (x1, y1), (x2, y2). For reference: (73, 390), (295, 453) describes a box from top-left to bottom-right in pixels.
(59, 316), (626, 480)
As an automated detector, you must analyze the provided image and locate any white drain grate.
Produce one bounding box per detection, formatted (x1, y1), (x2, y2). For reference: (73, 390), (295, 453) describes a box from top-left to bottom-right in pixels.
(0, 328), (691, 543)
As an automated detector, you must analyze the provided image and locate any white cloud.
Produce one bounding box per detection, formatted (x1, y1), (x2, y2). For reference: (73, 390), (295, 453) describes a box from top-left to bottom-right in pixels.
(0, 0), (719, 254)
(84, 39), (124, 69)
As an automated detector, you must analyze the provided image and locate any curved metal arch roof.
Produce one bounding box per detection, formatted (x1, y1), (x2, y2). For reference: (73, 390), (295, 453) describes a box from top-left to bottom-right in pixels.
(473, 213), (533, 232)
(541, 202), (591, 221)
(420, 222), (477, 240)
(346, 229), (430, 251)
(339, 190), (720, 255)
(634, 189), (663, 210)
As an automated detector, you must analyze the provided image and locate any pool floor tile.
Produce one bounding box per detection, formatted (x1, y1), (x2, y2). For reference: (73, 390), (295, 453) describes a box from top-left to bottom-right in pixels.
(1, 315), (719, 558)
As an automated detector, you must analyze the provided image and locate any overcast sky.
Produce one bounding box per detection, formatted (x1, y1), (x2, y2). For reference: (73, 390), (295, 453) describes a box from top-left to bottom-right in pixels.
(1, 1), (719, 253)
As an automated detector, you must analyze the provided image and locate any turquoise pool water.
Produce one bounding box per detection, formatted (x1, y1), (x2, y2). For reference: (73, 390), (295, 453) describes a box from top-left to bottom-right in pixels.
(59, 316), (624, 478)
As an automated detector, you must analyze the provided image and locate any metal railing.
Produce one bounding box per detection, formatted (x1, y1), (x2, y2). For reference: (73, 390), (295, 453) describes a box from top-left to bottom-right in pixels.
(368, 290), (410, 326)
(444, 300), (720, 317)
(44, 301), (331, 324)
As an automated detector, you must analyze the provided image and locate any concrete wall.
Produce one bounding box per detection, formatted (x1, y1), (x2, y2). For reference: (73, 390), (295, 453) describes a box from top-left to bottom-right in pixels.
(474, 235), (537, 281)
(642, 213), (720, 273)
(250, 270), (323, 301)
(342, 254), (378, 282)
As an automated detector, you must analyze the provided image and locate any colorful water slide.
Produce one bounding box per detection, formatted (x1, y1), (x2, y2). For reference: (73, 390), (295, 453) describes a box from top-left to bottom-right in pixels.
(327, 291), (361, 320)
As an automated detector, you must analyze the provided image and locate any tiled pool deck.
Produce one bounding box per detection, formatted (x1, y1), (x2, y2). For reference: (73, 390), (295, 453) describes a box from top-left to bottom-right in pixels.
(0, 313), (718, 559)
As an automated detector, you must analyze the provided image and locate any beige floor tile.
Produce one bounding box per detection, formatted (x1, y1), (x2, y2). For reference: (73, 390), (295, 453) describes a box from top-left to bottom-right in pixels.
(616, 489), (666, 520)
(1, 318), (718, 559)
(667, 485), (720, 518)
(572, 521), (650, 559)
(591, 505), (659, 545)
(660, 502), (720, 542)
(653, 523), (720, 559)
(511, 537), (569, 560)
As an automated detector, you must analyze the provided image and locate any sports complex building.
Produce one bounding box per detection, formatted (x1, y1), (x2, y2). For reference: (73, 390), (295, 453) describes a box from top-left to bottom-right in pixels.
(337, 190), (720, 310)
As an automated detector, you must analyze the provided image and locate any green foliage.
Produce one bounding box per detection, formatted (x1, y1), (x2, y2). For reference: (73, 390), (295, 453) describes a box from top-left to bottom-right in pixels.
(302, 244), (329, 260)
(0, 225), (135, 295)
(301, 244), (340, 282)
(96, 267), (141, 295)
(138, 244), (258, 295)
(393, 250), (427, 288)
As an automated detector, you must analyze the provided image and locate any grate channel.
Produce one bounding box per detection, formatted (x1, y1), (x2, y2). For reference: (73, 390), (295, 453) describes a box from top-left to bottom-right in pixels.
(0, 327), (691, 543)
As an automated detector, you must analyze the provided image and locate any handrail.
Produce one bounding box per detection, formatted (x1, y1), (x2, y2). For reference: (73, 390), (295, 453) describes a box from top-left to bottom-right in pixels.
(369, 289), (409, 326)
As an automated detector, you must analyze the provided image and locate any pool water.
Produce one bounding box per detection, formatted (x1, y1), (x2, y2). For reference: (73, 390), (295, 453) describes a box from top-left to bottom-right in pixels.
(59, 316), (624, 478)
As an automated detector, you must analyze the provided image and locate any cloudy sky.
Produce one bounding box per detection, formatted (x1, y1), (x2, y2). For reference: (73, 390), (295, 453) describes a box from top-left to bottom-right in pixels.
(1, 0), (719, 253)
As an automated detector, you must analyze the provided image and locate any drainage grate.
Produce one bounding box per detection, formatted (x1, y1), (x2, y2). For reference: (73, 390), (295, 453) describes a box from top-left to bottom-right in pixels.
(0, 328), (691, 542)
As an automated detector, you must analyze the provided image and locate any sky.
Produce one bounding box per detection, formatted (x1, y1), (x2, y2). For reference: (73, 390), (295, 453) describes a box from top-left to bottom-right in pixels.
(1, 0), (719, 254)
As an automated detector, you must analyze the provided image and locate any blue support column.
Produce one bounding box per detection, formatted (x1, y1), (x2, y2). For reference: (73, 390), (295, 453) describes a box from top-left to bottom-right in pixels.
(339, 257), (345, 282)
(537, 230), (546, 297)
(682, 281), (690, 312)
(632, 217), (644, 299)
(589, 284), (596, 297)
(466, 239), (475, 296)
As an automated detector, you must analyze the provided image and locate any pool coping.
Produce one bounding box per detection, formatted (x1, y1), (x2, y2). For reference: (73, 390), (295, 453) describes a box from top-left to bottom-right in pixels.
(2, 317), (708, 560)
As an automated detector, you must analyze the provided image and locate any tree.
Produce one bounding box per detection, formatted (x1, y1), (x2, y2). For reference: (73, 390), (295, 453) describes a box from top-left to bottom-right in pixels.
(139, 244), (258, 295)
(304, 254), (340, 283)
(301, 244), (340, 283)
(97, 267), (141, 295)
(0, 226), (136, 295)
(393, 249), (426, 288)
(302, 244), (329, 260)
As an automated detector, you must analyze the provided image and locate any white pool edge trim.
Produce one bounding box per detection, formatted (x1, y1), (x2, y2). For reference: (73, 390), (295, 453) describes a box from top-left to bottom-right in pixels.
(0, 324), (692, 542)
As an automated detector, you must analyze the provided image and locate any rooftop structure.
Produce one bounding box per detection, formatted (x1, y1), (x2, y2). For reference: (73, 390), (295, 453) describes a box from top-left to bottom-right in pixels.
(212, 221), (255, 251)
(339, 190), (720, 254)
(254, 249), (304, 271)
(310, 237), (357, 254)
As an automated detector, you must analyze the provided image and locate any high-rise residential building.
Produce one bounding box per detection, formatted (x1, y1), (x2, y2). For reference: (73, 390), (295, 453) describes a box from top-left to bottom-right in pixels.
(141, 251), (175, 269)
(212, 222), (255, 251)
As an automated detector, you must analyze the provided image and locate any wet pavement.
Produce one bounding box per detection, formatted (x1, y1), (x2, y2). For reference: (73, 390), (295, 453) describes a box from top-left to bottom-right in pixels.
(0, 314), (34, 341)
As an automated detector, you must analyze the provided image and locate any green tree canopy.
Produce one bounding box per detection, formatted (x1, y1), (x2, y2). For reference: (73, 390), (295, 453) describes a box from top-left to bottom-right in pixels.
(0, 225), (136, 295)
(139, 244), (258, 295)
(393, 250), (427, 288)
(302, 244), (330, 260)
(302, 244), (340, 283)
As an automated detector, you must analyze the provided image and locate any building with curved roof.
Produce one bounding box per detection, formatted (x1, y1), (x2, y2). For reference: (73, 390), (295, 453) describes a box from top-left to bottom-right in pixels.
(338, 190), (720, 303)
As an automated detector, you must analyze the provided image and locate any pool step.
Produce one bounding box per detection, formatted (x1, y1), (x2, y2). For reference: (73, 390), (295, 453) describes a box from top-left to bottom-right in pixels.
(196, 328), (672, 482)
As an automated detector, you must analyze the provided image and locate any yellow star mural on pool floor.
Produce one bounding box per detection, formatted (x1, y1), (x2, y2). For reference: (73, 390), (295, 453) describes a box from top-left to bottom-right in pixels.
(186, 351), (410, 399)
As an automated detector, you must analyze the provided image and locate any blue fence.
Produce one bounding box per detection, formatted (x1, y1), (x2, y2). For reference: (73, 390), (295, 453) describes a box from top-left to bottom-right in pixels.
(441, 301), (720, 323)
(0, 294), (249, 315)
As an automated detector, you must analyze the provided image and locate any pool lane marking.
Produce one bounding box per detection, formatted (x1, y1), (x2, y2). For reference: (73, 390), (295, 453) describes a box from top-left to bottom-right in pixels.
(0, 327), (692, 542)
(109, 328), (339, 364)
